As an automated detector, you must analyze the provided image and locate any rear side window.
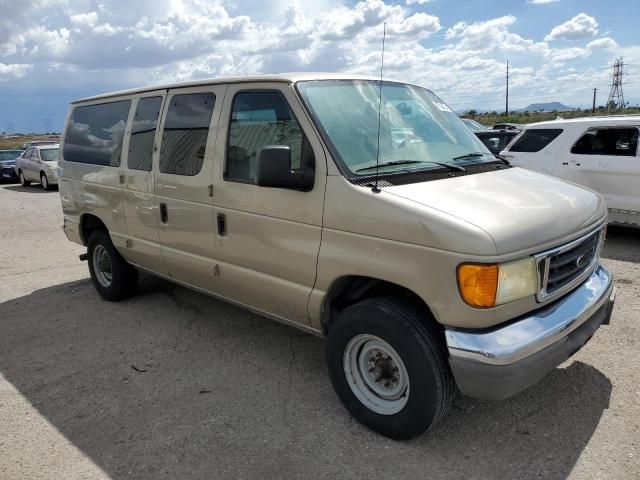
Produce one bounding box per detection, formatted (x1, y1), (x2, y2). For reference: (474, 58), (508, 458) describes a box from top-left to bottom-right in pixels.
(159, 93), (215, 176)
(128, 96), (163, 171)
(508, 128), (563, 153)
(63, 100), (131, 166)
(226, 91), (305, 183)
(571, 127), (639, 156)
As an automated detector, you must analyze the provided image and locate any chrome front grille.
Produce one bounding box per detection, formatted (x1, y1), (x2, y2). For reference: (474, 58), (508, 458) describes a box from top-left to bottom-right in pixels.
(536, 226), (605, 302)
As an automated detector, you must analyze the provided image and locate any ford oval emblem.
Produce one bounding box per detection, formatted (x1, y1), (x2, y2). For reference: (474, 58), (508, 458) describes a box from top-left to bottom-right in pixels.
(575, 254), (587, 268)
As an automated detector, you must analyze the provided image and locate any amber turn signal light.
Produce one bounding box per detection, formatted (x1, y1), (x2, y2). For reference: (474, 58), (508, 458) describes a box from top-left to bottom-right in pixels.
(457, 264), (499, 308)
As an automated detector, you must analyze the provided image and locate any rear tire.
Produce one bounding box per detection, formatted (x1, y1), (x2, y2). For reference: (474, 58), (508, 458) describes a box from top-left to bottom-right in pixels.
(19, 171), (31, 187)
(87, 230), (138, 301)
(326, 297), (454, 440)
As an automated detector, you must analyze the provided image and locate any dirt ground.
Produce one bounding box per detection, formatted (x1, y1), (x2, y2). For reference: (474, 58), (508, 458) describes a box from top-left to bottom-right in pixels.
(0, 182), (638, 480)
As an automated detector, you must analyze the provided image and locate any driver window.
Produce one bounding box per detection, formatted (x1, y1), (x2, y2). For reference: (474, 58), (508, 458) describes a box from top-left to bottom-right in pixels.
(225, 91), (308, 183)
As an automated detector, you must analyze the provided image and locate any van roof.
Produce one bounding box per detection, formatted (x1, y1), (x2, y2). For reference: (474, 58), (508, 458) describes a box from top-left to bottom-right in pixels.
(523, 114), (640, 129)
(73, 72), (393, 104)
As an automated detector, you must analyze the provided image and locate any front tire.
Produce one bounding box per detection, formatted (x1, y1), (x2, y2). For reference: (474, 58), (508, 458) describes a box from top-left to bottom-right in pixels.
(87, 230), (138, 301)
(326, 297), (454, 440)
(19, 171), (31, 187)
(40, 173), (51, 190)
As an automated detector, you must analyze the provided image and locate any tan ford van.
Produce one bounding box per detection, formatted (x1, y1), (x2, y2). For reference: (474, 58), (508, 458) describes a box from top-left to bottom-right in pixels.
(59, 73), (615, 439)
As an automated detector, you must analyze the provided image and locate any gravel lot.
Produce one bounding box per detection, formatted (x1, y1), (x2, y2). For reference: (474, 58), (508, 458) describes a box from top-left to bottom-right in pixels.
(1, 182), (639, 480)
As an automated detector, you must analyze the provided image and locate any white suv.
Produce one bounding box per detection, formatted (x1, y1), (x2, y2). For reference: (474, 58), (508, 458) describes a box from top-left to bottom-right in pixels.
(501, 116), (640, 227)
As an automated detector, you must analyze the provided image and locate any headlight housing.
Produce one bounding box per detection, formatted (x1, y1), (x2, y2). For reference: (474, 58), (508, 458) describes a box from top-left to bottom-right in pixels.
(457, 258), (538, 308)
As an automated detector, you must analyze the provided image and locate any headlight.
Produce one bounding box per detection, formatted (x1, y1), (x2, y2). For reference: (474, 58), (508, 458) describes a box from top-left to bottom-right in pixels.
(457, 257), (538, 308)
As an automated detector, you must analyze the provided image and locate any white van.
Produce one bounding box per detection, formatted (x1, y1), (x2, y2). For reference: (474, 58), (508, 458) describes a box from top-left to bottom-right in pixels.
(59, 73), (615, 439)
(501, 116), (640, 227)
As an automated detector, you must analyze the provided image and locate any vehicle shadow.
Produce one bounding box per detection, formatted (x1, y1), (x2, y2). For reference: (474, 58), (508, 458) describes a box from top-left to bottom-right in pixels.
(2, 184), (58, 193)
(601, 225), (640, 263)
(0, 276), (611, 479)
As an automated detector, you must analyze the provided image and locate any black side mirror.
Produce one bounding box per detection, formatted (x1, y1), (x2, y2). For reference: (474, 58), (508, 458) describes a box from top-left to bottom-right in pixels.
(254, 145), (314, 191)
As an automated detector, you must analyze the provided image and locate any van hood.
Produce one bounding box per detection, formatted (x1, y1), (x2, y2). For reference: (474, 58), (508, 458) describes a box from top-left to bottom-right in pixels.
(385, 167), (606, 255)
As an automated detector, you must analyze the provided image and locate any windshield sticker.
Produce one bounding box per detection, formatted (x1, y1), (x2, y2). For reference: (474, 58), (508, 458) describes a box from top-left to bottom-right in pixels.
(433, 101), (453, 112)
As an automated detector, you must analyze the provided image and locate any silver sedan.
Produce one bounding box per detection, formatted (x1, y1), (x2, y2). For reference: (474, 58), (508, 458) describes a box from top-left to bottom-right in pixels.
(15, 144), (60, 190)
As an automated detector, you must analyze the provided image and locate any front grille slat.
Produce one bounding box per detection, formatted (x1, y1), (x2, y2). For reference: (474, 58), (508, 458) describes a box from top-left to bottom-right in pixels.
(537, 228), (603, 301)
(549, 240), (597, 269)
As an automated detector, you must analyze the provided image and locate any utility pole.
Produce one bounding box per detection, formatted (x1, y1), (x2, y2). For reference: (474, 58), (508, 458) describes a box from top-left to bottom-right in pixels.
(607, 57), (625, 111)
(505, 60), (509, 116)
(592, 88), (597, 113)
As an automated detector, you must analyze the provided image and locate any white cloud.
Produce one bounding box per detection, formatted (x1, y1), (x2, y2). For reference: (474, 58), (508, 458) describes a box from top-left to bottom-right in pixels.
(587, 37), (618, 50)
(544, 13), (598, 41)
(0, 0), (638, 129)
(527, 0), (560, 4)
(0, 62), (33, 79)
(70, 12), (98, 28)
(406, 0), (433, 5)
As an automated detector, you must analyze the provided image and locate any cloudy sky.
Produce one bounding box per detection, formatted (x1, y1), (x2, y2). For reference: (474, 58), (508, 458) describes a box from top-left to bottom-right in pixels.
(1, 0), (639, 132)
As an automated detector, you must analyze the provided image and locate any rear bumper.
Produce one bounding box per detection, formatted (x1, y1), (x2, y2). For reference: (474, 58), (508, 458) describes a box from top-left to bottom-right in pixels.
(445, 265), (614, 400)
(62, 217), (84, 246)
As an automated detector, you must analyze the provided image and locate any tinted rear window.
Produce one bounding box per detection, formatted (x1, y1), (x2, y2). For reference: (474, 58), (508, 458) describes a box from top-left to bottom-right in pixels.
(159, 93), (215, 176)
(571, 127), (639, 156)
(508, 128), (563, 153)
(129, 96), (163, 171)
(63, 100), (131, 166)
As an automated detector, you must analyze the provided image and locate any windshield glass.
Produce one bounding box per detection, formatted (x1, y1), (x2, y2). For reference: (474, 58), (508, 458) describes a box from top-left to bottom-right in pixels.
(40, 148), (59, 161)
(0, 151), (22, 161)
(297, 80), (491, 176)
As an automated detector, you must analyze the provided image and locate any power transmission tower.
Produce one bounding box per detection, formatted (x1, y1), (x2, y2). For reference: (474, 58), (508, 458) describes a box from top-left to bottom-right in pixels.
(505, 60), (509, 115)
(606, 57), (625, 111)
(592, 88), (597, 113)
(43, 117), (52, 134)
(7, 122), (15, 134)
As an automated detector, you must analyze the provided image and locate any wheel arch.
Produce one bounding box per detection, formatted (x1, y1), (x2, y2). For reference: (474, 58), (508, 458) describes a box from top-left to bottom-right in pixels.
(80, 213), (109, 246)
(321, 275), (443, 337)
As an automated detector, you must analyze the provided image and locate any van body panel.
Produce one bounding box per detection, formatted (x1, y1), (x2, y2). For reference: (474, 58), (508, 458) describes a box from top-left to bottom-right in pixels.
(120, 91), (168, 275)
(154, 84), (227, 288)
(209, 82), (327, 325)
(385, 167), (607, 255)
(320, 176), (498, 256)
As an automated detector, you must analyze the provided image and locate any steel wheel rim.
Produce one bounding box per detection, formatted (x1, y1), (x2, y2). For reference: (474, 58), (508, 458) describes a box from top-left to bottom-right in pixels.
(92, 245), (113, 287)
(343, 334), (410, 415)
(19, 172), (25, 185)
(41, 175), (48, 189)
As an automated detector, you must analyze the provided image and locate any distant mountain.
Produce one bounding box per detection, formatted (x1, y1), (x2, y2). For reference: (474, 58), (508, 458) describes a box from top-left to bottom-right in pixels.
(518, 102), (573, 112)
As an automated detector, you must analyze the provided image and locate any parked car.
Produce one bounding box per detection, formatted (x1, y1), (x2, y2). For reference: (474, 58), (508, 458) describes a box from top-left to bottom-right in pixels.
(21, 140), (58, 150)
(461, 118), (486, 132)
(15, 144), (60, 190)
(474, 128), (521, 154)
(59, 73), (614, 440)
(0, 149), (23, 183)
(500, 115), (640, 227)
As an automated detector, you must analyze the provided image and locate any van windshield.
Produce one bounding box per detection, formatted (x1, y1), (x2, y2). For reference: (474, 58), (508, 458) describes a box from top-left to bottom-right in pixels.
(297, 80), (491, 176)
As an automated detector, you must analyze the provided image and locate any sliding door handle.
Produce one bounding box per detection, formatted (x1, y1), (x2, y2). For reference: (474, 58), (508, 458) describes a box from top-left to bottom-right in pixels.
(159, 203), (168, 224)
(217, 213), (226, 236)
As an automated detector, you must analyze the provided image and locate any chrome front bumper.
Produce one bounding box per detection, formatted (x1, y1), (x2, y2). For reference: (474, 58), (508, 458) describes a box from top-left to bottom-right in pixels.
(446, 265), (614, 400)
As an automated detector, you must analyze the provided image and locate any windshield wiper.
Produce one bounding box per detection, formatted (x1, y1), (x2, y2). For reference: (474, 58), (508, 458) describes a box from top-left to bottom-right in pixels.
(356, 160), (423, 172)
(357, 160), (466, 173)
(451, 152), (488, 161)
